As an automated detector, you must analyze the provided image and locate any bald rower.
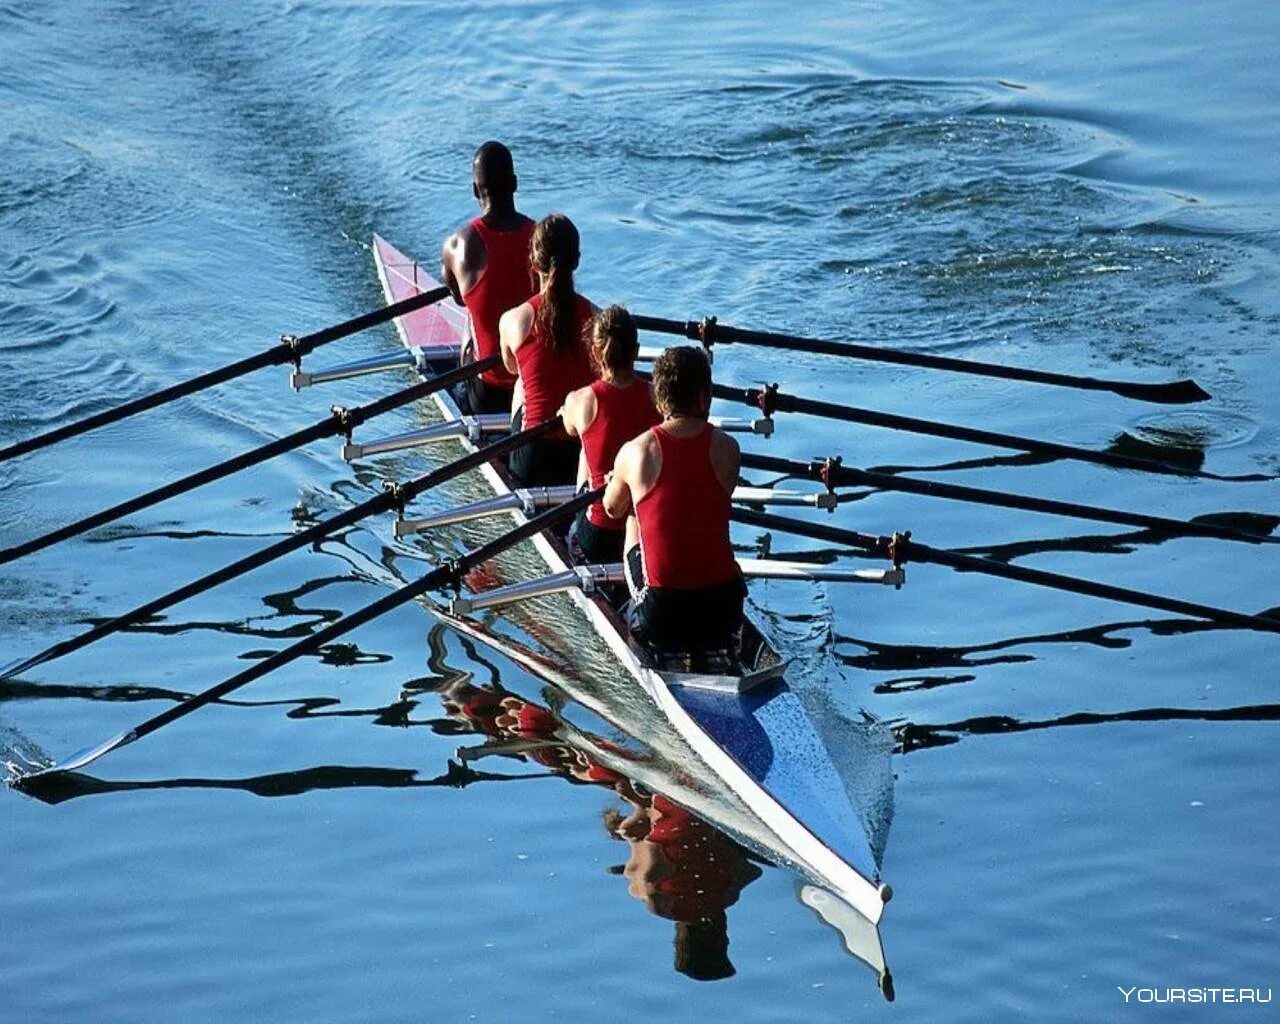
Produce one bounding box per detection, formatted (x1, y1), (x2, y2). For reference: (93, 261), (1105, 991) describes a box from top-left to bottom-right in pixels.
(441, 141), (536, 414)
(603, 346), (745, 654)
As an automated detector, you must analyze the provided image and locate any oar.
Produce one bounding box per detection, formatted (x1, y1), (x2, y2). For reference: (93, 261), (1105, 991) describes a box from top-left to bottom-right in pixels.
(21, 761), (558, 807)
(633, 313), (1210, 405)
(0, 356), (497, 567)
(0, 285), (449, 464)
(740, 452), (1280, 546)
(730, 507), (1280, 635)
(713, 383), (1272, 483)
(13, 485), (603, 784)
(0, 417), (561, 682)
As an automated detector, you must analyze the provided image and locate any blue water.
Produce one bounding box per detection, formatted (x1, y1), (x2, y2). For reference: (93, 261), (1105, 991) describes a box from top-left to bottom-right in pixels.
(2, 1), (1278, 1020)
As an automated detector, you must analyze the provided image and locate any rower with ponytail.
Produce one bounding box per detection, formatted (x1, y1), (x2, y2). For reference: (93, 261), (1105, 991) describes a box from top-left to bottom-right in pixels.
(562, 305), (660, 563)
(499, 213), (598, 487)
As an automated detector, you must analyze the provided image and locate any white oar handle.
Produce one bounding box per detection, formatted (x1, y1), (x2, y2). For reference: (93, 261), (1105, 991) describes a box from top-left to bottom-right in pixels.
(710, 416), (774, 437)
(733, 485), (835, 509)
(737, 559), (904, 586)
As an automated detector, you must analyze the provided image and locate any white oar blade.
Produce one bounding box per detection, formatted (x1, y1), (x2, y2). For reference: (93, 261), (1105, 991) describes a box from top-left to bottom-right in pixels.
(18, 730), (135, 782)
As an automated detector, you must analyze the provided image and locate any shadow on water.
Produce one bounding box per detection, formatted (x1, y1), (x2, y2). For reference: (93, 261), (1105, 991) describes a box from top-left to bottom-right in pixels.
(897, 703), (1280, 754)
(4, 620), (898, 994)
(7, 626), (894, 995)
(16, 759), (541, 805)
(839, 610), (1280, 685)
(954, 513), (1280, 563)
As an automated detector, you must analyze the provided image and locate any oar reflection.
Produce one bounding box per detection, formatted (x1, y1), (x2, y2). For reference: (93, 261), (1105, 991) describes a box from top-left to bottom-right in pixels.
(14, 760), (542, 807)
(897, 703), (1280, 754)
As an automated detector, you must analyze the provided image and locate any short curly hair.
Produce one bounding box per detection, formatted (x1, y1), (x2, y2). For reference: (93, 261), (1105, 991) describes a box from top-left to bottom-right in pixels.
(651, 345), (711, 417)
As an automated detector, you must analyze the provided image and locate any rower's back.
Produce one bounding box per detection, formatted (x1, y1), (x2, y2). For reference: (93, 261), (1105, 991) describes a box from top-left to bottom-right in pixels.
(441, 141), (535, 413)
(516, 292), (596, 433)
(460, 214), (534, 396)
(635, 422), (738, 590)
(619, 346), (744, 654)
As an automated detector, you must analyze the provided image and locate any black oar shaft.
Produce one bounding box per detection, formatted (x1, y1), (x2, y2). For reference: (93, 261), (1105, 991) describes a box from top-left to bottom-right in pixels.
(0, 286), (449, 463)
(739, 452), (1279, 545)
(714, 383), (1266, 482)
(294, 286), (449, 351)
(1, 415), (559, 681)
(0, 493), (394, 682)
(134, 485), (600, 741)
(730, 507), (1280, 634)
(0, 419), (332, 566)
(633, 314), (1210, 404)
(17, 485), (601, 781)
(354, 355), (497, 423)
(0, 356), (496, 567)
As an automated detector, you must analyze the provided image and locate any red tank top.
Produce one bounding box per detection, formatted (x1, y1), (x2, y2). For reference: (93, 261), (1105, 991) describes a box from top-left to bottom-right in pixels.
(582, 378), (660, 529)
(516, 293), (596, 436)
(463, 216), (534, 388)
(635, 424), (738, 589)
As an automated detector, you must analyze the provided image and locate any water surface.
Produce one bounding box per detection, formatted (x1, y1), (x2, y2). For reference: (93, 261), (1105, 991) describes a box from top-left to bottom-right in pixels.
(2, 1), (1277, 1021)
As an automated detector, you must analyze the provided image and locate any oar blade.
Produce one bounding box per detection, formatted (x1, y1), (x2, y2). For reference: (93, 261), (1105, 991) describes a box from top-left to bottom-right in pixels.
(0, 654), (44, 683)
(15, 730), (135, 785)
(1109, 377), (1212, 405)
(1191, 511), (1280, 538)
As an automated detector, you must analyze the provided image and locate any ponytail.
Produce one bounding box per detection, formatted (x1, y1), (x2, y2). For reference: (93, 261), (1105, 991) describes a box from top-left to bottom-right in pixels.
(530, 214), (581, 354)
(591, 305), (639, 379)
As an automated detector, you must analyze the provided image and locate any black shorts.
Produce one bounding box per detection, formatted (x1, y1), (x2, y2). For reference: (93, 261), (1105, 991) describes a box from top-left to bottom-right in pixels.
(508, 407), (580, 488)
(463, 375), (514, 416)
(625, 546), (745, 652)
(573, 508), (626, 564)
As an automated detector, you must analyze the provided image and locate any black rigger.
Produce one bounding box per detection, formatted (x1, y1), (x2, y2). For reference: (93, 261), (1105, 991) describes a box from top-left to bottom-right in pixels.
(632, 313), (1211, 405)
(0, 285), (449, 464)
(713, 382), (1272, 483)
(0, 416), (560, 682)
(14, 482), (602, 785)
(739, 452), (1280, 546)
(0, 355), (497, 567)
(730, 507), (1280, 635)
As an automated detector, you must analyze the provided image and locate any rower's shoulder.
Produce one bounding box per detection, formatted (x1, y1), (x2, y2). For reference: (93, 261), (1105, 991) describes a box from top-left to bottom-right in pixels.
(562, 380), (597, 431)
(619, 424), (659, 463)
(443, 218), (478, 250)
(441, 220), (482, 278)
(710, 425), (740, 459)
(499, 299), (535, 338)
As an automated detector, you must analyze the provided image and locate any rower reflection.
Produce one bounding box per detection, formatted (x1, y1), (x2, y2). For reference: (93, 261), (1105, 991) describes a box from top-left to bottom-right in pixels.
(605, 791), (762, 981)
(440, 677), (763, 981)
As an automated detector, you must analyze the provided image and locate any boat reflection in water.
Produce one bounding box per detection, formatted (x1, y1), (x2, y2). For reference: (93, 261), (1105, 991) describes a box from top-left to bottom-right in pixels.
(433, 668), (892, 995)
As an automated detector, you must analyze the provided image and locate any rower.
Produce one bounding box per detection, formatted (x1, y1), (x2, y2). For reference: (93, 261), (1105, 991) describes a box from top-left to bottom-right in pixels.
(440, 141), (535, 414)
(562, 305), (660, 564)
(499, 213), (597, 487)
(604, 346), (746, 655)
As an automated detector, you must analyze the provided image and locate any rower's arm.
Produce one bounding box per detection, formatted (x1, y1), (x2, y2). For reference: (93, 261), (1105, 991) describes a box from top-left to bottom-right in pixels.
(711, 429), (741, 495)
(440, 232), (465, 306)
(603, 444), (635, 520)
(561, 385), (596, 439)
(499, 305), (527, 375)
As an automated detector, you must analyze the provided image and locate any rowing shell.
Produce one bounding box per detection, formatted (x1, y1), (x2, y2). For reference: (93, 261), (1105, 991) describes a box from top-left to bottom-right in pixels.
(363, 235), (892, 942)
